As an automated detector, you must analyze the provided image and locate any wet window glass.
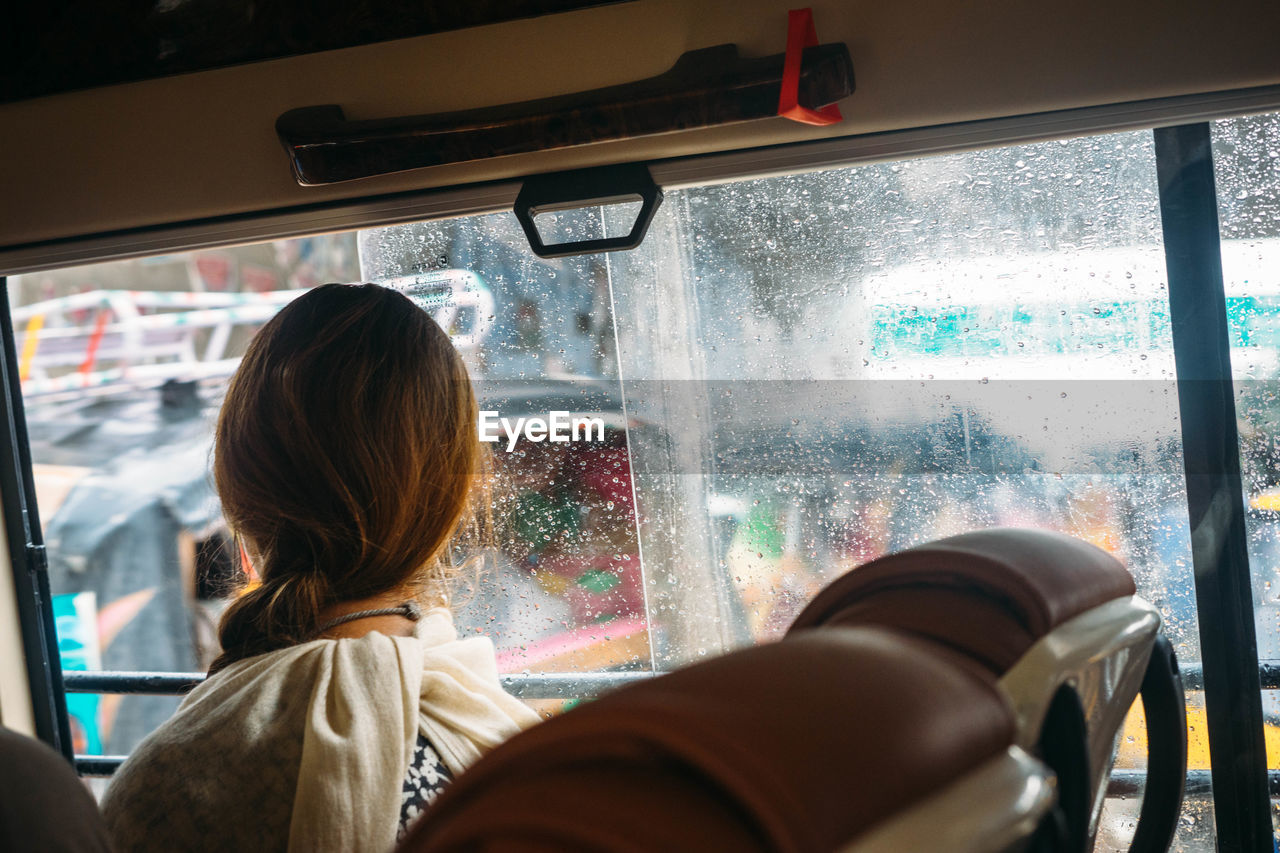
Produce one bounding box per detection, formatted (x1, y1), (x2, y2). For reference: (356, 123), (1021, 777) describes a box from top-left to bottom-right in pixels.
(1214, 108), (1280, 838)
(596, 131), (1206, 851)
(9, 127), (1212, 846)
(359, 215), (647, 706)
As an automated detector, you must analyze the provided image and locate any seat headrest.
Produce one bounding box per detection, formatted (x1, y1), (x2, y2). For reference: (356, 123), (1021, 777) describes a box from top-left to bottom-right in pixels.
(0, 727), (112, 852)
(788, 528), (1136, 672)
(399, 627), (1015, 853)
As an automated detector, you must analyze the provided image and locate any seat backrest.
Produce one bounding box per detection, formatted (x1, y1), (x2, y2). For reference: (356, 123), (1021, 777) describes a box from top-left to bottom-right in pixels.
(0, 727), (112, 852)
(398, 626), (1041, 853)
(788, 527), (1181, 853)
(787, 527), (1137, 673)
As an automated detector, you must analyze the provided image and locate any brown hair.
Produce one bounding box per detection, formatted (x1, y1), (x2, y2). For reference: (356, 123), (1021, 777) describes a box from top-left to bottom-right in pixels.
(208, 283), (481, 673)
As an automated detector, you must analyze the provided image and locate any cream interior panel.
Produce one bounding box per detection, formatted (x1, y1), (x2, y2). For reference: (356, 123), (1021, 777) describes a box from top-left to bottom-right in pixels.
(0, 487), (36, 735)
(1, 0), (1279, 248)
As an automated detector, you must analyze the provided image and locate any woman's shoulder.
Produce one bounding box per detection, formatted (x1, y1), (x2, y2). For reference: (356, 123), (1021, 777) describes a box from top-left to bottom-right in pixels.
(103, 644), (324, 791)
(107, 635), (411, 793)
(100, 669), (308, 852)
(102, 634), (420, 849)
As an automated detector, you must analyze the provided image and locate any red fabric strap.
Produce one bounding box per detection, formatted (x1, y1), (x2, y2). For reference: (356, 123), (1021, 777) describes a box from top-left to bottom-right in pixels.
(777, 8), (844, 126)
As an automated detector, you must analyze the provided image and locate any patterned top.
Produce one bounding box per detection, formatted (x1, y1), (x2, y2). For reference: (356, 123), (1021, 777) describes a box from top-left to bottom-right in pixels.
(397, 732), (453, 841)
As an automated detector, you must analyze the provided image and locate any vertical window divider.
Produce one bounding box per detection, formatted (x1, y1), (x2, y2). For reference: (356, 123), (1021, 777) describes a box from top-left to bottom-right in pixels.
(1155, 122), (1273, 852)
(0, 277), (70, 759)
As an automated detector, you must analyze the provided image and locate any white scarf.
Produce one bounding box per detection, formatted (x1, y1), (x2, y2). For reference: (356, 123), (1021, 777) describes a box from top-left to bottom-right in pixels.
(101, 608), (540, 853)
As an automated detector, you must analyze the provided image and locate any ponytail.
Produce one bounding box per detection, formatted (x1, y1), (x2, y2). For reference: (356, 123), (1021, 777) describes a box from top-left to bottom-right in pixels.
(208, 564), (332, 674)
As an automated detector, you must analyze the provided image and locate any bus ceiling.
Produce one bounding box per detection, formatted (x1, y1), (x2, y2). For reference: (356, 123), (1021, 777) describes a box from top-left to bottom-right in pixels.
(1, 0), (1280, 267)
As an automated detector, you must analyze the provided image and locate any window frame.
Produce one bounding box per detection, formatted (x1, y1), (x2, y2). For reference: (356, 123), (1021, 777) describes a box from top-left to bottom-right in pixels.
(1155, 122), (1271, 849)
(0, 288), (70, 758)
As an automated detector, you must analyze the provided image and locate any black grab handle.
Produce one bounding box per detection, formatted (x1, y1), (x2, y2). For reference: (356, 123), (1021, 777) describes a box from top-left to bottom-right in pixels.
(275, 42), (853, 185)
(1130, 635), (1187, 853)
(513, 164), (662, 258)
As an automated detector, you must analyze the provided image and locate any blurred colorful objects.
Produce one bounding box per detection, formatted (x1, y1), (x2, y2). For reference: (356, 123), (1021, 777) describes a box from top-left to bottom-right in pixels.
(52, 592), (102, 755)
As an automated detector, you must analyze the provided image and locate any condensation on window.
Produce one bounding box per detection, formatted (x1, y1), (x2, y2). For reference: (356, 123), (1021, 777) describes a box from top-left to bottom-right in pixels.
(1215, 109), (1280, 840)
(360, 213), (651, 704)
(599, 129), (1207, 850)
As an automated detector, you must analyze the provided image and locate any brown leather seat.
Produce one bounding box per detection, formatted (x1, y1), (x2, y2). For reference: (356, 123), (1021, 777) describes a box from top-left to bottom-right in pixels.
(398, 627), (1016, 853)
(787, 528), (1136, 673)
(0, 727), (112, 852)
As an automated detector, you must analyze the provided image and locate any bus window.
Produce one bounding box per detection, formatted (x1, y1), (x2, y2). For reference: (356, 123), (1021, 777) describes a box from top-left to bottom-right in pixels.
(14, 120), (1272, 850)
(596, 128), (1210, 849)
(10, 223), (651, 755)
(1216, 108), (1280, 834)
(358, 215), (649, 685)
(10, 239), (363, 763)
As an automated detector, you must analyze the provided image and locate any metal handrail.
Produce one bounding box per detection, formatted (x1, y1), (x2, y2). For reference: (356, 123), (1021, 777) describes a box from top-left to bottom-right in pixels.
(69, 670), (656, 777)
(68, 670), (658, 777)
(70, 663), (1280, 781)
(63, 669), (654, 699)
(63, 660), (1280, 696)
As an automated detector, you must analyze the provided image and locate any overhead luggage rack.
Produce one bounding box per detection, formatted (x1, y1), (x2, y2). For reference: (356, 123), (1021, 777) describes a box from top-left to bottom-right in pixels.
(276, 40), (854, 186)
